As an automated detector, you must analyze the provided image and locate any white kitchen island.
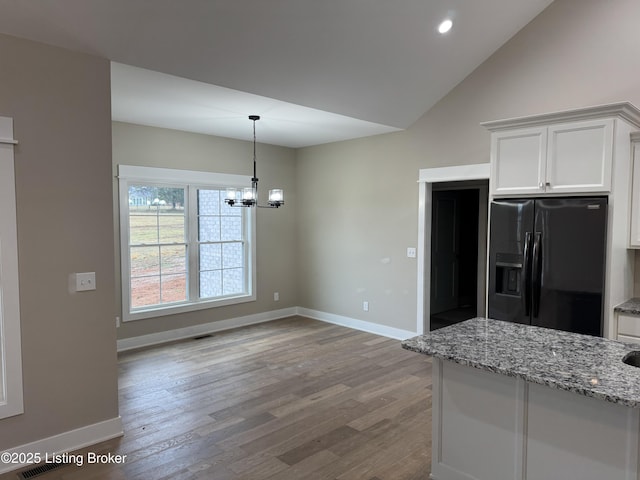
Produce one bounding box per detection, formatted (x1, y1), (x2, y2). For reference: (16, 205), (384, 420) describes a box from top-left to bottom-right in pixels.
(402, 317), (640, 480)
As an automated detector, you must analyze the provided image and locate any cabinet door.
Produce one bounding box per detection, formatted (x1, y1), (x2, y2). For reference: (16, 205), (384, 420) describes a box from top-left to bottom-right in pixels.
(490, 127), (546, 196)
(629, 139), (640, 247)
(546, 119), (613, 193)
(618, 313), (640, 337)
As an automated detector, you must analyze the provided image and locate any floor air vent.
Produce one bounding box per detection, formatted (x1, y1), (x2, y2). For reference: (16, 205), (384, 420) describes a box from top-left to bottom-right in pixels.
(17, 462), (65, 479)
(193, 334), (212, 340)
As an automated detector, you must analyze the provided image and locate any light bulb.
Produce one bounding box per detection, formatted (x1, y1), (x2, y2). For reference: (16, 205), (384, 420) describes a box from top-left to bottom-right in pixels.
(242, 187), (255, 200)
(269, 189), (284, 202)
(225, 188), (238, 200)
(438, 19), (453, 34)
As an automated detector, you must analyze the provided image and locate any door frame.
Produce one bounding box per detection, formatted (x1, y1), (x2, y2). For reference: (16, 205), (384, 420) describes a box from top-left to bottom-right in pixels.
(0, 116), (23, 419)
(417, 163), (490, 334)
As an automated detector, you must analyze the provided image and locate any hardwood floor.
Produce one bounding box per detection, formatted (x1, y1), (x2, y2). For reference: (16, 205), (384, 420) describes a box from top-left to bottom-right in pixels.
(4, 316), (432, 480)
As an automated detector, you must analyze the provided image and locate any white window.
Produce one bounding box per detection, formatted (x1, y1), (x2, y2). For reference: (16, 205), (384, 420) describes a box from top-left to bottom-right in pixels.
(118, 165), (256, 321)
(0, 116), (24, 419)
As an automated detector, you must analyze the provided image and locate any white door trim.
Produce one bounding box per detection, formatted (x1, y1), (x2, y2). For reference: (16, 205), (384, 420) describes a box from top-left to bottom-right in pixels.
(417, 164), (490, 334)
(0, 116), (23, 420)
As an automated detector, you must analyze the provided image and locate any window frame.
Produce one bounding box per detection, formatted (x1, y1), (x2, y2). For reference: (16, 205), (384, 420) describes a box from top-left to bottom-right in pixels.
(118, 165), (256, 322)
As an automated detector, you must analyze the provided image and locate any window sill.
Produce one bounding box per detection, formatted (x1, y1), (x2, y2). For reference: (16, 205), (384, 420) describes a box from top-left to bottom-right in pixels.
(123, 293), (256, 322)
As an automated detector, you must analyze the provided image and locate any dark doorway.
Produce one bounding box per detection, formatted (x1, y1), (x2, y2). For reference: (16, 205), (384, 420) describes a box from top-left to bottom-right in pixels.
(430, 185), (483, 330)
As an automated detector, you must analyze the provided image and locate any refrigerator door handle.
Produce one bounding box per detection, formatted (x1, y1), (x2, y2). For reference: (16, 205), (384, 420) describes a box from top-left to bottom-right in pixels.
(532, 232), (542, 318)
(522, 232), (532, 316)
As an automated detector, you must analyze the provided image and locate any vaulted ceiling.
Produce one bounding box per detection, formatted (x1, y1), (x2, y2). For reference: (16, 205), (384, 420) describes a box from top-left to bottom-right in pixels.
(0, 0), (554, 146)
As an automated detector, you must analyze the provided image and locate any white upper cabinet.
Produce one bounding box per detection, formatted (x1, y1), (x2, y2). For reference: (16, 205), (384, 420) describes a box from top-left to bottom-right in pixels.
(546, 119), (613, 194)
(490, 126), (547, 195)
(629, 133), (640, 247)
(482, 104), (639, 197)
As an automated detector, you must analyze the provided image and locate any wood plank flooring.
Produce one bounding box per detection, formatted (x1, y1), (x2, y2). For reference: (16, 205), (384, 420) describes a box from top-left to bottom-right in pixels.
(4, 316), (432, 480)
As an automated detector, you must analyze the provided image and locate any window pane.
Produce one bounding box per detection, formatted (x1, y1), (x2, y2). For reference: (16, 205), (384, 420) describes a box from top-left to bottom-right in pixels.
(200, 270), (222, 298)
(159, 213), (185, 243)
(130, 246), (160, 277)
(131, 276), (160, 308)
(161, 274), (187, 303)
(152, 187), (185, 210)
(161, 245), (186, 274)
(199, 216), (220, 242)
(200, 244), (222, 271)
(198, 189), (220, 215)
(223, 268), (244, 295)
(128, 185), (152, 208)
(221, 216), (242, 241)
(222, 242), (243, 268)
(197, 188), (246, 299)
(129, 214), (158, 245)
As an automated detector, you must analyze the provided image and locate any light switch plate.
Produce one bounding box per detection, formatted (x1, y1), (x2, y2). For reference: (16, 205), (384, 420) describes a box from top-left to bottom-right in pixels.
(75, 272), (96, 292)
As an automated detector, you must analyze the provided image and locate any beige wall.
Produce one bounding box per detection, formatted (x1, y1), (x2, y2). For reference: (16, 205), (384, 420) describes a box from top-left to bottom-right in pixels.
(112, 122), (298, 339)
(0, 34), (118, 449)
(297, 133), (420, 331)
(297, 0), (640, 332)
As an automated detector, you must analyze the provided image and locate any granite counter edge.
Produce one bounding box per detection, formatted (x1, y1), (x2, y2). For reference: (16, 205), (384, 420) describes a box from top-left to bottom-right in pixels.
(401, 340), (640, 408)
(614, 298), (640, 315)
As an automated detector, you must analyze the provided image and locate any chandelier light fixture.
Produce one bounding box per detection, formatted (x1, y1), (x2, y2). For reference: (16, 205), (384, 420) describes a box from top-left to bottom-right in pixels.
(224, 115), (284, 208)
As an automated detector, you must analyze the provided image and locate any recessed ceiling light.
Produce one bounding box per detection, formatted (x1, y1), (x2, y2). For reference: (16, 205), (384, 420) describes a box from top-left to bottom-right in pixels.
(438, 19), (453, 34)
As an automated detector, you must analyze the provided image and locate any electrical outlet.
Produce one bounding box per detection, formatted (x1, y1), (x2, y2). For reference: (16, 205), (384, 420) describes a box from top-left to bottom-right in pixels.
(274, 292), (279, 301)
(75, 272), (96, 292)
(407, 247), (417, 258)
(363, 301), (369, 312)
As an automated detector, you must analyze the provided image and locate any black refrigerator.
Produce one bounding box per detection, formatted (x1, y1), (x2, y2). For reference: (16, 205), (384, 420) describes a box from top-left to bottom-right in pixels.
(488, 197), (607, 336)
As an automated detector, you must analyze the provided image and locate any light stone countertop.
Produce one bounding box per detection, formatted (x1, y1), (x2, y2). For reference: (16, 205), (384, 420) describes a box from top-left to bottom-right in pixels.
(402, 317), (640, 408)
(615, 298), (640, 315)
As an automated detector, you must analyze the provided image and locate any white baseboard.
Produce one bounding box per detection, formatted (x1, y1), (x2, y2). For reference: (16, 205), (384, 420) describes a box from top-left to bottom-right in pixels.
(117, 306), (417, 353)
(117, 307), (298, 352)
(0, 416), (123, 474)
(296, 307), (417, 340)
